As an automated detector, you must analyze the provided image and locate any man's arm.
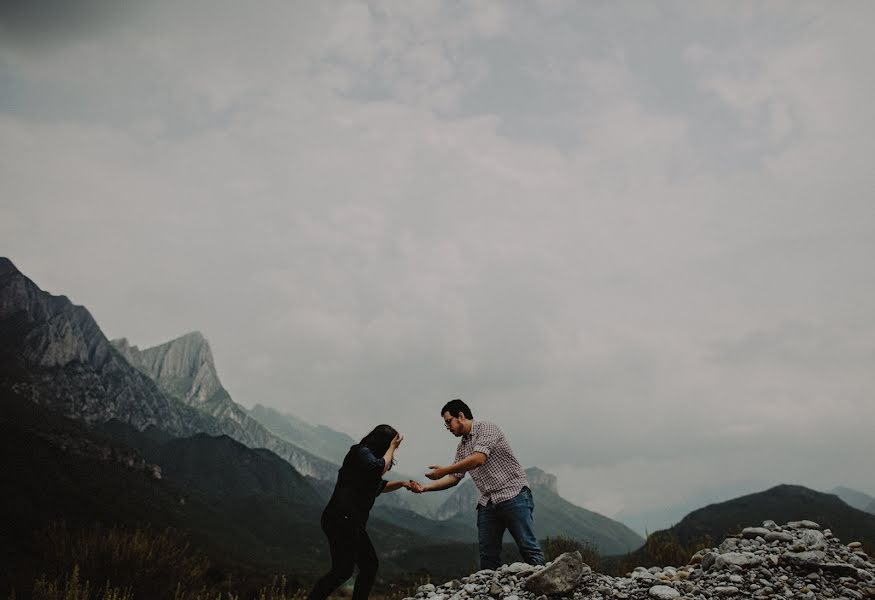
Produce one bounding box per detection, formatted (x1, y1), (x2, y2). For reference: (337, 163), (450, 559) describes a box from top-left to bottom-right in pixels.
(425, 452), (487, 480)
(419, 475), (461, 493)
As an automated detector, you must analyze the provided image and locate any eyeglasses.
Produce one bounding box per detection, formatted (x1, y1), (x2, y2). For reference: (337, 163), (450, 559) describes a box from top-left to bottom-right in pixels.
(444, 416), (457, 429)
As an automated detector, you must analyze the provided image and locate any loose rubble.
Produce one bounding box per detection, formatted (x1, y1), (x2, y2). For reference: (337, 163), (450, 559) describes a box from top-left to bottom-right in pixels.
(404, 520), (874, 600)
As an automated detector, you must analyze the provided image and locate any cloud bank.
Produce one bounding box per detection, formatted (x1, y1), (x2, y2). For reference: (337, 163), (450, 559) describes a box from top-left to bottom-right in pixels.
(2, 1), (874, 525)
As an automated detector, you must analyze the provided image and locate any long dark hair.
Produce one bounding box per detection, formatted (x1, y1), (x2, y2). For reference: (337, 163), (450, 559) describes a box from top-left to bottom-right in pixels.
(360, 424), (398, 470)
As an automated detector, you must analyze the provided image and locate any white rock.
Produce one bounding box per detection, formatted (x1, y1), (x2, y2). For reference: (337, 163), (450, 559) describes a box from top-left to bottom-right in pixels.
(787, 520), (820, 529)
(715, 552), (763, 569)
(648, 585), (680, 599)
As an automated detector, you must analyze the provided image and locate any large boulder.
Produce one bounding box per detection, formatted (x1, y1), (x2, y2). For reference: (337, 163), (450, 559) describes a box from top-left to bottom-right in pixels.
(524, 552), (587, 596)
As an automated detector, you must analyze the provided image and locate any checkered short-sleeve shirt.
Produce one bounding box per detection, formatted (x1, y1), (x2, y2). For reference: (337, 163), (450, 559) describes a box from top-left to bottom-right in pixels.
(453, 420), (529, 506)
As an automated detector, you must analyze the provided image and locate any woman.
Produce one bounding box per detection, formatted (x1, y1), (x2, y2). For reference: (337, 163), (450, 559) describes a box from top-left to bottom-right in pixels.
(307, 424), (419, 600)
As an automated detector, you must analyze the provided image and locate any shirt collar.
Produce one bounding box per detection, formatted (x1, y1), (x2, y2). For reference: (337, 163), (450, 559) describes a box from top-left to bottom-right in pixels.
(462, 419), (476, 440)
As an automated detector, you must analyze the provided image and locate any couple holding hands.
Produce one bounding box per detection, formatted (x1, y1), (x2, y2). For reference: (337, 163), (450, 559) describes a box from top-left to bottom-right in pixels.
(308, 399), (546, 600)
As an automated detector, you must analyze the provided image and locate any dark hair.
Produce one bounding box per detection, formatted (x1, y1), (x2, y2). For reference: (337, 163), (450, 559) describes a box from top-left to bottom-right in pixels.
(360, 424), (398, 469)
(440, 399), (472, 420)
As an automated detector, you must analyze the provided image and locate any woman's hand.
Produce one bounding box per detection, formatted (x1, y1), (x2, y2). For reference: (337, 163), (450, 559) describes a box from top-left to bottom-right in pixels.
(403, 480), (424, 493)
(390, 433), (403, 449)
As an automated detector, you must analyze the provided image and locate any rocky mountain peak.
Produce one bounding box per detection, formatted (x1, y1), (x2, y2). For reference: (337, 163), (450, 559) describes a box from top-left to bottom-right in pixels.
(526, 466), (558, 493)
(0, 257), (21, 277)
(0, 258), (111, 369)
(112, 331), (224, 410)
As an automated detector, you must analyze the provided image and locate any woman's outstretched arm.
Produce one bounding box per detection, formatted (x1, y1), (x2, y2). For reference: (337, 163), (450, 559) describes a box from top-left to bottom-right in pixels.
(382, 479), (421, 493)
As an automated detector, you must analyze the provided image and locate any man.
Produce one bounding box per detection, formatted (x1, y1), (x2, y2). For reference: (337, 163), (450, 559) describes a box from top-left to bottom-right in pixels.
(416, 399), (545, 570)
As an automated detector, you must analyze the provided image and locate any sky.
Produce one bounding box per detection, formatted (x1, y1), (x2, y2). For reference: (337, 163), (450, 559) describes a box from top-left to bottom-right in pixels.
(2, 1), (875, 530)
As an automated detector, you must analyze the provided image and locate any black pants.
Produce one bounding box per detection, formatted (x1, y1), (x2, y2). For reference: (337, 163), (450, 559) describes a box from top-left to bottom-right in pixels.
(308, 511), (378, 600)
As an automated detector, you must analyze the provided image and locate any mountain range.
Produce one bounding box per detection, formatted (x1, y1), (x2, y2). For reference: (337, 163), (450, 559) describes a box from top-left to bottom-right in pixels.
(3, 255), (874, 597)
(627, 484), (875, 568)
(0, 258), (642, 573)
(831, 486), (875, 515)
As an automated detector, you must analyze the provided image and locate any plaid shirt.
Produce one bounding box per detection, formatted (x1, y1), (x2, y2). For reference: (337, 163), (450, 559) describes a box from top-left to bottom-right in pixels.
(453, 420), (529, 506)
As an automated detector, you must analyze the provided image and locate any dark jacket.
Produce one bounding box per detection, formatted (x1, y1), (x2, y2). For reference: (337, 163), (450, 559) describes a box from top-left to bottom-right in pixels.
(324, 444), (388, 524)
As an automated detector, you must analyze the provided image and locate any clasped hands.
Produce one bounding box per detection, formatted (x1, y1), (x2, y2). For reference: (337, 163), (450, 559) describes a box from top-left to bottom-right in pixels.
(399, 464), (450, 494)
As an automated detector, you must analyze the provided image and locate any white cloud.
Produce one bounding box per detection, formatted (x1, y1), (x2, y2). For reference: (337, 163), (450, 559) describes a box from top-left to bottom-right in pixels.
(2, 1), (875, 522)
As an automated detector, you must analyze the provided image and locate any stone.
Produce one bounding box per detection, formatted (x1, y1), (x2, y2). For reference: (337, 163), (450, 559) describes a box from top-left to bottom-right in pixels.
(648, 585), (680, 599)
(419, 585), (436, 594)
(787, 520), (821, 530)
(802, 529), (826, 549)
(489, 583), (502, 596)
(780, 550), (827, 569)
(524, 551), (585, 596)
(743, 527), (771, 539)
(702, 552), (719, 572)
(716, 586), (739, 595)
(715, 552), (763, 569)
(765, 532), (794, 543)
(818, 562), (859, 577)
(507, 562), (536, 576)
(719, 538), (741, 554)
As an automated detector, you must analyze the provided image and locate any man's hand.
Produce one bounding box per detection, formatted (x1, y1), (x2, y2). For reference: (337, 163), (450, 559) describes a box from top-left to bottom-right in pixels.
(426, 465), (446, 480)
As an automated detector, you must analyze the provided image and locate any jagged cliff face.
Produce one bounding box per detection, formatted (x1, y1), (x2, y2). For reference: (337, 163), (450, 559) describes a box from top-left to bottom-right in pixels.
(112, 333), (339, 480)
(0, 258), (217, 436)
(113, 333), (236, 419)
(0, 258), (337, 480)
(527, 466), (559, 493)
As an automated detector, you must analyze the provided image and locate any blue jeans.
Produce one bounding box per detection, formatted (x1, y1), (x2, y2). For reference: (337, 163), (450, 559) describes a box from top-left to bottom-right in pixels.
(476, 487), (546, 570)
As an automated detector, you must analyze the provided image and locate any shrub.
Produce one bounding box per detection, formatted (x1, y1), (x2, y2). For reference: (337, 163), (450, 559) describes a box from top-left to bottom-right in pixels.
(31, 566), (133, 600)
(33, 522), (211, 599)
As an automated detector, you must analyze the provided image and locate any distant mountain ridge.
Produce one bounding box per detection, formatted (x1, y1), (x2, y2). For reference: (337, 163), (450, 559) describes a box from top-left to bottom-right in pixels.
(110, 333), (338, 479)
(247, 402), (449, 518)
(831, 486), (875, 514)
(0, 258), (335, 480)
(629, 484), (875, 565)
(248, 403), (355, 465)
(436, 466), (643, 555)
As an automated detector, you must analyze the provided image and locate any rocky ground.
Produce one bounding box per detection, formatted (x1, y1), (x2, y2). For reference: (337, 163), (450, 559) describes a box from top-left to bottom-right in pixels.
(405, 520), (874, 600)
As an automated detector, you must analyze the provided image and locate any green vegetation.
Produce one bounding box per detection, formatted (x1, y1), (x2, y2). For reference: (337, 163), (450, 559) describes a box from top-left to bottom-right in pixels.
(31, 566), (133, 600)
(32, 523), (211, 600)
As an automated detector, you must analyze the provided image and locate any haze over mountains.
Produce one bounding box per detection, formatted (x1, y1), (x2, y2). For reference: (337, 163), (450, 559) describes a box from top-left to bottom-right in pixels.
(3, 255), (875, 597)
(0, 258), (642, 545)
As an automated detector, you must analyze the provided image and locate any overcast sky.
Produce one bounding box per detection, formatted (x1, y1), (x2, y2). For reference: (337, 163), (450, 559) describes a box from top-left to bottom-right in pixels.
(3, 1), (874, 528)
